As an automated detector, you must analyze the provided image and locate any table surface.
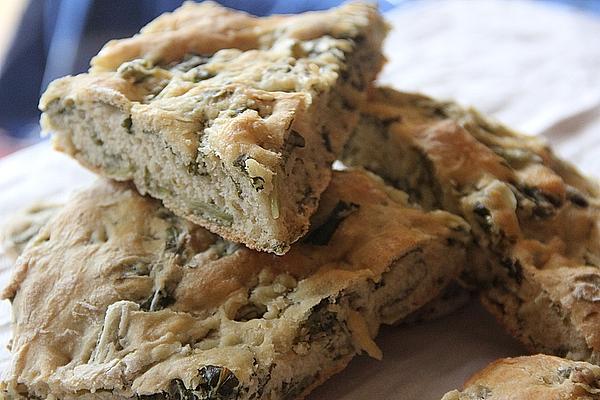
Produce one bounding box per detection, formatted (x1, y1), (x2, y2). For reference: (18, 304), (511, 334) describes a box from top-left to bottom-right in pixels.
(1, 1), (599, 398)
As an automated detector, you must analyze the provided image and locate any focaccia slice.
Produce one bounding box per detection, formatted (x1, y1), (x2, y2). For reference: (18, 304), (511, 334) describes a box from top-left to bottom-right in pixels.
(441, 354), (600, 400)
(343, 87), (600, 363)
(39, 2), (388, 254)
(1, 169), (468, 399)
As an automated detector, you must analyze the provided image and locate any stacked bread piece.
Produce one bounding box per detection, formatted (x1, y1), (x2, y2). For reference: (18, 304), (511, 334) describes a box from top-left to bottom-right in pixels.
(343, 89), (600, 397)
(2, 170), (472, 399)
(39, 0), (387, 255)
(343, 88), (600, 364)
(1, 2), (599, 399)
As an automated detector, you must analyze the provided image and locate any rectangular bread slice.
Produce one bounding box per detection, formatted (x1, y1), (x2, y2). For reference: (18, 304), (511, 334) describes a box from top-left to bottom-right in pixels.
(0, 169), (469, 399)
(441, 354), (600, 400)
(342, 87), (600, 363)
(39, 1), (388, 255)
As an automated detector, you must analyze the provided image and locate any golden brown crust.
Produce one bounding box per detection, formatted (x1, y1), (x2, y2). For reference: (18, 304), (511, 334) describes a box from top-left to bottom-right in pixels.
(442, 355), (600, 400)
(1, 169), (469, 399)
(90, 1), (385, 73)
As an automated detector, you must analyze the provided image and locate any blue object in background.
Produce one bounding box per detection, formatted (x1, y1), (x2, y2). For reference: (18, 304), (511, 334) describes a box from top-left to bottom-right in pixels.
(0, 0), (598, 143)
(545, 0), (600, 14)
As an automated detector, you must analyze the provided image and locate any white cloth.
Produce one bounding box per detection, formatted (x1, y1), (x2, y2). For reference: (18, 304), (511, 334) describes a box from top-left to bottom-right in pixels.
(0, 0), (599, 397)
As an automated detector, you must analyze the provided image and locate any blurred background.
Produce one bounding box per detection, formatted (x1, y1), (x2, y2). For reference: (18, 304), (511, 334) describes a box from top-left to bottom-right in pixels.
(0, 0), (599, 157)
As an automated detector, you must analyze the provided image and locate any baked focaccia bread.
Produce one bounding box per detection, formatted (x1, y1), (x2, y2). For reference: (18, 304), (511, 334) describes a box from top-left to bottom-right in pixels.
(39, 1), (387, 255)
(441, 355), (600, 400)
(0, 169), (469, 399)
(343, 87), (600, 363)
